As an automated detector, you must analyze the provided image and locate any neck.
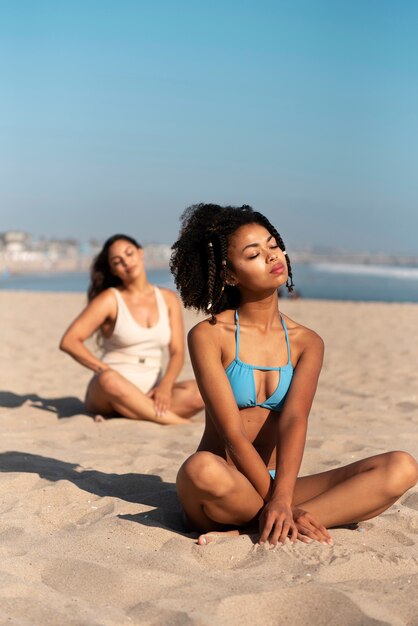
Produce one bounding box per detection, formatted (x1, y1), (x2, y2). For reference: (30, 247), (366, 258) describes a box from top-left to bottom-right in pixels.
(237, 290), (281, 327)
(123, 271), (149, 293)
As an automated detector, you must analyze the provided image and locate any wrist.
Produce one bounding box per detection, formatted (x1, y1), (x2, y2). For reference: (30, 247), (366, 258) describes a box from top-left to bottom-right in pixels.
(269, 492), (293, 506)
(159, 379), (174, 390)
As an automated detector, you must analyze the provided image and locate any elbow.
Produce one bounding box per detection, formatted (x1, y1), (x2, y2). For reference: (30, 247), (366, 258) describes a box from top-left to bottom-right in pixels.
(59, 334), (71, 354)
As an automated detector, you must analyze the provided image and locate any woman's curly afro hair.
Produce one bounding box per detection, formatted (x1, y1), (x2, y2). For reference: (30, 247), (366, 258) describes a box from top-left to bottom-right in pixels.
(170, 203), (294, 323)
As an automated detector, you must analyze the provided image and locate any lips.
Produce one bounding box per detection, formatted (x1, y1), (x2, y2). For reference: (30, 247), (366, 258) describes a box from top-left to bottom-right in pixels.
(270, 263), (285, 274)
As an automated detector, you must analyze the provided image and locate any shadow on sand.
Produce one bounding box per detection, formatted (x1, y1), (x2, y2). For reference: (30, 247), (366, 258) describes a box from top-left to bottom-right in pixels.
(0, 450), (190, 535)
(0, 391), (86, 419)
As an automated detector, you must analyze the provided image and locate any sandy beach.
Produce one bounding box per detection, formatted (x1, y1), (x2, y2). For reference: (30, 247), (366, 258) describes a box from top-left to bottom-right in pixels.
(1, 291), (418, 626)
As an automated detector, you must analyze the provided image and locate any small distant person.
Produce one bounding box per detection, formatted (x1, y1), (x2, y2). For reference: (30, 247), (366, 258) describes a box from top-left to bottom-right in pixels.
(170, 204), (418, 545)
(60, 234), (204, 424)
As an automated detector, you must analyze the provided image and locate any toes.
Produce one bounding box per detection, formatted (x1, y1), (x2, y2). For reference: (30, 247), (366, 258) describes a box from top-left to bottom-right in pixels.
(197, 532), (218, 546)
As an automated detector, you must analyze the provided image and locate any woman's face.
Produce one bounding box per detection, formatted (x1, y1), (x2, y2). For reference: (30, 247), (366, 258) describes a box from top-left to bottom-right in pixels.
(107, 239), (144, 281)
(226, 223), (288, 292)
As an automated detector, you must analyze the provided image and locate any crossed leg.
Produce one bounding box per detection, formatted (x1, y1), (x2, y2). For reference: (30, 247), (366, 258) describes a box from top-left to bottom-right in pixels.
(85, 370), (203, 425)
(176, 450), (418, 544)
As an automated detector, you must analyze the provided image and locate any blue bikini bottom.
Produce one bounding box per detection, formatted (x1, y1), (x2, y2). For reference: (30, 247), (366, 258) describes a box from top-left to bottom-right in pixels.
(269, 469), (276, 479)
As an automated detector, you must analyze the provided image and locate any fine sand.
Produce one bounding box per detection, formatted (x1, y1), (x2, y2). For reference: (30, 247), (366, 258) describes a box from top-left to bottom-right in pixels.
(1, 291), (418, 626)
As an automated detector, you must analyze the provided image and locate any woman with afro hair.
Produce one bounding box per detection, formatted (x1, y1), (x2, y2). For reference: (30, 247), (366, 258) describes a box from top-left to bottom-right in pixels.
(170, 203), (417, 546)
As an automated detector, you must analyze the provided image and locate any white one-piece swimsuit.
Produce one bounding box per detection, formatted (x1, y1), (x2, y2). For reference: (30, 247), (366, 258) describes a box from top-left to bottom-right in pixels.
(101, 287), (171, 393)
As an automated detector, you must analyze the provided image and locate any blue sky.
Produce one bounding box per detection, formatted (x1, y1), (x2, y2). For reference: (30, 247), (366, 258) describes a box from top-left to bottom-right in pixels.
(1, 0), (417, 254)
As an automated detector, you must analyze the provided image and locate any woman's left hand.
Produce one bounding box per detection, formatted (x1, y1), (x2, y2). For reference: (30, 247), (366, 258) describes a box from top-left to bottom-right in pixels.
(147, 382), (173, 417)
(258, 500), (298, 546)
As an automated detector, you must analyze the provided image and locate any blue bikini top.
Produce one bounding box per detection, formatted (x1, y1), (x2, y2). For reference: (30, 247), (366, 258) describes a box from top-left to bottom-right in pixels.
(225, 310), (293, 411)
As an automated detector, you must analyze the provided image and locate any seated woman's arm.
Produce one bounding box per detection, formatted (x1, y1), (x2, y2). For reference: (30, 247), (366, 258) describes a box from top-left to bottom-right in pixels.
(59, 290), (116, 374)
(188, 321), (272, 501)
(273, 330), (324, 502)
(259, 329), (324, 543)
(159, 290), (185, 386)
(149, 290), (186, 415)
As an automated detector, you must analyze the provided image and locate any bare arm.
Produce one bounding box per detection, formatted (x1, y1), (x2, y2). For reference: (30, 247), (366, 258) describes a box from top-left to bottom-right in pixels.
(149, 290), (186, 416)
(272, 331), (324, 505)
(59, 290), (117, 374)
(188, 321), (272, 501)
(259, 329), (324, 544)
(159, 290), (185, 387)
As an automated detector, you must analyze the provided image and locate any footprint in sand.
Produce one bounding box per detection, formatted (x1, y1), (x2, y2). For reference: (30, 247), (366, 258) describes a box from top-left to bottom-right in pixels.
(75, 501), (115, 526)
(128, 602), (193, 625)
(396, 401), (418, 412)
(389, 530), (414, 547)
(402, 492), (418, 511)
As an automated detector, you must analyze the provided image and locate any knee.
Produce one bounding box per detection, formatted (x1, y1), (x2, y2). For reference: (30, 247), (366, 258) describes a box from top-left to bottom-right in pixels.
(179, 452), (233, 497)
(185, 382), (204, 412)
(191, 387), (205, 412)
(384, 451), (418, 497)
(97, 369), (124, 397)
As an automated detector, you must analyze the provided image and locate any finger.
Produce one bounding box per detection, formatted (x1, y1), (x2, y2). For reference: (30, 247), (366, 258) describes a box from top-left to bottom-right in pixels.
(296, 526), (321, 543)
(154, 400), (163, 416)
(299, 526), (330, 545)
(303, 514), (333, 543)
(278, 521), (291, 545)
(304, 520), (333, 545)
(289, 523), (298, 544)
(269, 520), (284, 546)
(316, 523), (333, 544)
(259, 518), (274, 544)
(297, 532), (313, 544)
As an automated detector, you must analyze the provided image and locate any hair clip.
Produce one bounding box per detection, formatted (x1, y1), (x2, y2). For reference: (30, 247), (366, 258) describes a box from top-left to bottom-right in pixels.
(283, 250), (287, 256)
(206, 301), (212, 310)
(222, 259), (227, 266)
(208, 242), (213, 248)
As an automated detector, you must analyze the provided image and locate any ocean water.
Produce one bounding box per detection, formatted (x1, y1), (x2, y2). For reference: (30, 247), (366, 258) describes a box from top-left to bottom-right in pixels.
(1, 264), (418, 303)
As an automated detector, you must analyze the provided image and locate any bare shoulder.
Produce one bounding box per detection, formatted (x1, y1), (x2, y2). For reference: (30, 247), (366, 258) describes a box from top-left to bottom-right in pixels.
(282, 313), (324, 355)
(188, 317), (218, 345)
(188, 309), (235, 352)
(88, 288), (118, 318)
(158, 286), (180, 308)
(90, 288), (118, 311)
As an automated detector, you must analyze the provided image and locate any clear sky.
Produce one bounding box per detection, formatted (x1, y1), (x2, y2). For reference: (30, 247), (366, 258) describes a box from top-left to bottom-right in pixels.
(1, 0), (417, 254)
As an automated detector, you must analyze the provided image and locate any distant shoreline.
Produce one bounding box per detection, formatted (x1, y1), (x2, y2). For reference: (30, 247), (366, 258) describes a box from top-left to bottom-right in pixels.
(2, 253), (418, 277)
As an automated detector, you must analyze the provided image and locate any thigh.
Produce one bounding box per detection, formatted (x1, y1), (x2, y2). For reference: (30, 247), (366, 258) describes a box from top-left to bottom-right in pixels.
(293, 453), (387, 506)
(170, 380), (201, 415)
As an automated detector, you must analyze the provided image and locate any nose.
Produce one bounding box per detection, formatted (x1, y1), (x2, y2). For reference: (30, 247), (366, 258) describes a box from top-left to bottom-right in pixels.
(267, 251), (278, 263)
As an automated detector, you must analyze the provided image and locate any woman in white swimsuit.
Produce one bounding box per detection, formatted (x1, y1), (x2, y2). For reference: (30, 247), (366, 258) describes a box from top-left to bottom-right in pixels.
(60, 234), (204, 424)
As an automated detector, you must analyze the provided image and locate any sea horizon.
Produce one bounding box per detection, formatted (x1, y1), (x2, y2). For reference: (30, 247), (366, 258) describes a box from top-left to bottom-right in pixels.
(1, 262), (417, 303)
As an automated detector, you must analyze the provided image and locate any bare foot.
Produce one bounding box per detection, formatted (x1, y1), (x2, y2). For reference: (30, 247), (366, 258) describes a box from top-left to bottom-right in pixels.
(197, 530), (240, 545)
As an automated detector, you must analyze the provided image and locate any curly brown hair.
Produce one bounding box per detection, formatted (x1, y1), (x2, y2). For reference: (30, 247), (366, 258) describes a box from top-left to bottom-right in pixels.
(170, 204), (294, 323)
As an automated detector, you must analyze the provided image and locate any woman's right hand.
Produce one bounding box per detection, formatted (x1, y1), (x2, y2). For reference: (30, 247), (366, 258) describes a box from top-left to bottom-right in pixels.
(258, 500), (298, 545)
